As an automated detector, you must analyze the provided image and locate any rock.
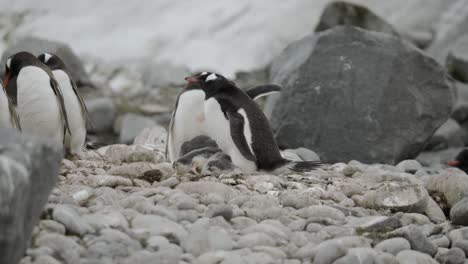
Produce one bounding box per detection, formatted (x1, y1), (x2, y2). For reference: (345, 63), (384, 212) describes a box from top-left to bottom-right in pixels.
(34, 255), (62, 264)
(288, 147), (320, 161)
(375, 237), (411, 255)
(99, 144), (164, 163)
(117, 113), (157, 144)
(0, 36), (91, 87)
(205, 204), (233, 221)
(39, 220), (66, 235)
(132, 215), (188, 244)
(266, 26), (452, 164)
(450, 197), (468, 226)
(447, 227), (468, 254)
(430, 235), (450, 248)
(435, 247), (466, 264)
(389, 225), (437, 256)
(133, 125), (168, 152)
(427, 1), (468, 64)
(181, 218), (234, 256)
(296, 205), (345, 223)
(396, 160), (423, 174)
(238, 233), (276, 248)
(451, 82), (468, 125)
(177, 182), (239, 202)
(333, 247), (395, 264)
(425, 196), (447, 224)
(87, 175), (133, 188)
(358, 183), (429, 213)
(315, 1), (399, 37)
(310, 236), (371, 264)
(0, 127), (62, 264)
(120, 249), (181, 264)
(158, 177), (180, 188)
(426, 119), (468, 150)
(85, 97), (117, 133)
(241, 221), (289, 245)
(82, 210), (129, 230)
(141, 62), (190, 88)
(425, 170), (468, 207)
(35, 233), (85, 264)
(52, 204), (94, 236)
(447, 36), (468, 83)
(396, 250), (439, 264)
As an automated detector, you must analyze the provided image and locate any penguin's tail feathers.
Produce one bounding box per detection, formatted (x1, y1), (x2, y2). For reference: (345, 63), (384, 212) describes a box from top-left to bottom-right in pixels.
(271, 159), (322, 174)
(85, 140), (107, 150)
(290, 160), (322, 173)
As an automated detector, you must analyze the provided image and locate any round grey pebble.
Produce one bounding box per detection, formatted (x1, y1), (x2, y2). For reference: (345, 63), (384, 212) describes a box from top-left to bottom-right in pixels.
(435, 247), (466, 264)
(375, 237), (411, 255)
(205, 204), (233, 221)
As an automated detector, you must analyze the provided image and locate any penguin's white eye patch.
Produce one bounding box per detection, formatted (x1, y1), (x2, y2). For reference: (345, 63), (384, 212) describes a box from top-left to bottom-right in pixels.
(206, 73), (217, 82)
(43, 53), (52, 63)
(6, 58), (11, 69)
(200, 72), (207, 76)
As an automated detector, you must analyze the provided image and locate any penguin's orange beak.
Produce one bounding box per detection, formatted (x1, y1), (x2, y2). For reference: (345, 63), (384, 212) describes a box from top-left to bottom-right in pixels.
(4, 71), (11, 87)
(185, 76), (200, 83)
(448, 160), (460, 166)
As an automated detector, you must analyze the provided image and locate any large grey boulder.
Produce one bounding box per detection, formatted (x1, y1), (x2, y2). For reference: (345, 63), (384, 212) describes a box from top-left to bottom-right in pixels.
(0, 126), (62, 264)
(0, 36), (92, 88)
(266, 26), (453, 164)
(315, 1), (399, 37)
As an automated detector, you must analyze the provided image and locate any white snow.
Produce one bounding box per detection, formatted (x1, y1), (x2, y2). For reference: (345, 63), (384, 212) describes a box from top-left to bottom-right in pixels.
(0, 0), (453, 77)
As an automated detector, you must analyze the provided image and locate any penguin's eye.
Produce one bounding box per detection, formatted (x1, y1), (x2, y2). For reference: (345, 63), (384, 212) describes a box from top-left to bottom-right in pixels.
(206, 73), (217, 82)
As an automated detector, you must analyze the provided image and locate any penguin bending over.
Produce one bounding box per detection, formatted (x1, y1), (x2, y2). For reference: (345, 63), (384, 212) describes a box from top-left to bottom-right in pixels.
(4, 51), (71, 145)
(167, 73), (282, 162)
(0, 79), (20, 129)
(182, 72), (321, 174)
(38, 53), (91, 155)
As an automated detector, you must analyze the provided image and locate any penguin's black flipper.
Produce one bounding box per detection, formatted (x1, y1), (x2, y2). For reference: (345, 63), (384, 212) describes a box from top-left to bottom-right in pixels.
(50, 78), (72, 138)
(70, 78), (94, 130)
(245, 84), (282, 101)
(2, 81), (21, 130)
(226, 111), (256, 162)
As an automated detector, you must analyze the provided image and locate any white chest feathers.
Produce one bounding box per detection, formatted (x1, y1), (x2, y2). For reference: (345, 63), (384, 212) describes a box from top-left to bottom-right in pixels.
(168, 89), (206, 161)
(0, 86), (12, 128)
(16, 66), (64, 144)
(203, 98), (256, 173)
(53, 70), (86, 154)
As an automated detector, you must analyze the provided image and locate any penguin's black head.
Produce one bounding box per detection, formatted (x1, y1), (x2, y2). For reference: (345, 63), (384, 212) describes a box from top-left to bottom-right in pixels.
(4, 51), (39, 87)
(448, 148), (468, 171)
(37, 53), (67, 72)
(184, 72), (231, 93)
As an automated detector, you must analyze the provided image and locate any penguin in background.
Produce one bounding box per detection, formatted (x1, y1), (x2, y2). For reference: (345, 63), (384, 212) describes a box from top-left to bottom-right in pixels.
(4, 51), (71, 145)
(177, 72), (321, 174)
(38, 53), (91, 155)
(167, 72), (281, 163)
(0, 79), (20, 130)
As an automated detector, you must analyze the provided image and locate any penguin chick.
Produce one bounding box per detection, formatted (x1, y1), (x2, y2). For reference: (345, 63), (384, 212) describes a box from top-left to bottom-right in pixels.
(200, 152), (239, 176)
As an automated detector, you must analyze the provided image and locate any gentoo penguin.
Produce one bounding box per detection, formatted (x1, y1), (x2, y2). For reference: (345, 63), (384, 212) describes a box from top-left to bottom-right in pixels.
(0, 79), (20, 129)
(4, 51), (70, 145)
(38, 53), (91, 155)
(448, 148), (468, 173)
(167, 73), (281, 162)
(181, 72), (320, 174)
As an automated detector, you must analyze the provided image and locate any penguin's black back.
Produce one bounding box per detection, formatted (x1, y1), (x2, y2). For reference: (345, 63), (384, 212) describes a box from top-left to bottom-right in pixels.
(209, 84), (286, 170)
